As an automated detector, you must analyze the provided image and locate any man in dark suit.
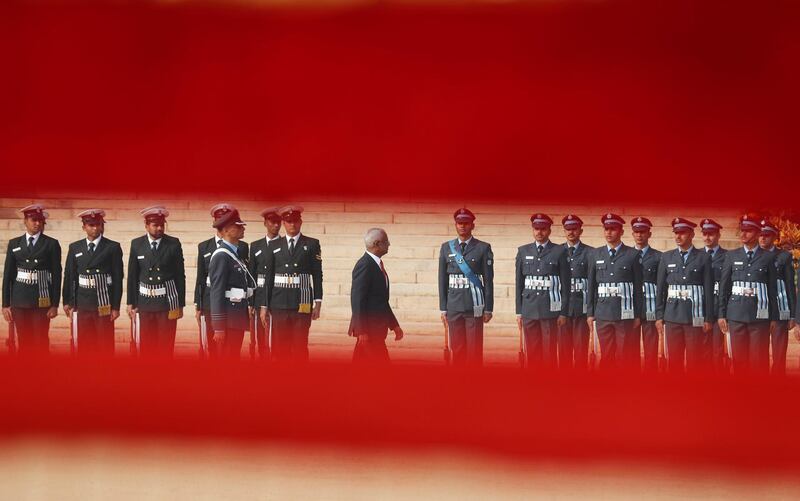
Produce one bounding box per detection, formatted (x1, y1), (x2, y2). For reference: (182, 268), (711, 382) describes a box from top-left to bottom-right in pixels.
(758, 218), (796, 375)
(348, 228), (404, 364)
(2, 204), (62, 355)
(248, 207), (282, 360)
(194, 203), (249, 358)
(586, 213), (643, 370)
(514, 213), (569, 369)
(718, 213), (778, 375)
(701, 218), (729, 373)
(259, 205), (323, 363)
(62, 209), (124, 356)
(209, 209), (255, 359)
(126, 206), (186, 357)
(438, 208), (494, 367)
(558, 214), (594, 370)
(631, 216), (662, 372)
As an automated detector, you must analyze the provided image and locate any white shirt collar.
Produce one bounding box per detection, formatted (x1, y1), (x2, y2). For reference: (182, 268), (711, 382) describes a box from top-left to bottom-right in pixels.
(567, 241), (581, 250)
(534, 240), (550, 248)
(366, 251), (382, 267)
(86, 235), (103, 247)
(286, 233), (301, 245)
(607, 242), (623, 252)
(267, 234), (281, 242)
(458, 236), (473, 245)
(147, 235), (162, 246)
(25, 232), (42, 246)
(705, 245), (720, 254)
(743, 244), (758, 253)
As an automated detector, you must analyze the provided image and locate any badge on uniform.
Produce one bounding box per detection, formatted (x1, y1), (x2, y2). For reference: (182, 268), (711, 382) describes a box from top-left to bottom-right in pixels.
(12, 247), (21, 253)
(525, 256), (534, 260)
(303, 245), (308, 251)
(203, 252), (212, 258)
(255, 250), (262, 257)
(137, 256), (145, 260)
(273, 248), (281, 254)
(75, 252), (83, 258)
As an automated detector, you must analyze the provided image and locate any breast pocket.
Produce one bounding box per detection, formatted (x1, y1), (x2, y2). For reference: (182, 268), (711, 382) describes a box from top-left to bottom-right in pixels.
(731, 263), (746, 280)
(446, 256), (461, 274)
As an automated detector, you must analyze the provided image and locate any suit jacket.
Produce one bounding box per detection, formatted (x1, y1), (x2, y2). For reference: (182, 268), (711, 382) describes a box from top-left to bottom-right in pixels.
(438, 238), (494, 313)
(348, 253), (399, 337)
(514, 241), (569, 319)
(2, 233), (62, 309)
(708, 247), (728, 320)
(639, 246), (662, 321)
(195, 237), (249, 312)
(208, 245), (252, 332)
(63, 237), (124, 312)
(264, 234), (323, 310)
(655, 247), (714, 325)
(586, 243), (643, 322)
(770, 248), (796, 321)
(719, 246), (778, 323)
(248, 236), (280, 310)
(564, 242), (594, 318)
(126, 234), (186, 312)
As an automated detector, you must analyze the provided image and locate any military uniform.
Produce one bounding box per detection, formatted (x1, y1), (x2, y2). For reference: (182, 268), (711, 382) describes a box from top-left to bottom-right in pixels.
(2, 205), (62, 354)
(558, 215), (593, 370)
(438, 208), (494, 367)
(127, 206), (186, 357)
(701, 218), (728, 373)
(248, 207), (282, 360)
(62, 210), (124, 355)
(718, 214), (778, 374)
(632, 217), (662, 372)
(761, 219), (796, 375)
(515, 213), (568, 369)
(262, 206), (322, 362)
(655, 218), (714, 373)
(586, 213), (643, 370)
(194, 204), (249, 357)
(208, 209), (255, 358)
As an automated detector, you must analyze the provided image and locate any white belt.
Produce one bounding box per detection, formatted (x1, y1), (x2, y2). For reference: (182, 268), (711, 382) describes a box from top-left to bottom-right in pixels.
(732, 286), (756, 297)
(257, 276), (266, 287)
(139, 286), (166, 297)
(274, 275), (301, 286)
(570, 282), (586, 292)
(224, 287), (254, 302)
(16, 270), (38, 282)
(668, 289), (692, 299)
(448, 276), (470, 288)
(79, 276), (113, 288)
(524, 276), (552, 289)
(598, 286), (620, 296)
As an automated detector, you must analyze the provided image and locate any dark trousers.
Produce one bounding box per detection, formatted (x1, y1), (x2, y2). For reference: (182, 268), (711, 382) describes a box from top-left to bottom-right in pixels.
(595, 319), (640, 370)
(708, 322), (728, 374)
(271, 309), (311, 363)
(137, 311), (177, 357)
(74, 310), (115, 356)
(522, 317), (558, 369)
(664, 322), (705, 373)
(641, 320), (659, 372)
(771, 320), (789, 375)
(255, 310), (271, 360)
(558, 316), (590, 370)
(11, 307), (50, 355)
(219, 328), (245, 359)
(353, 333), (390, 365)
(446, 310), (484, 367)
(729, 320), (770, 375)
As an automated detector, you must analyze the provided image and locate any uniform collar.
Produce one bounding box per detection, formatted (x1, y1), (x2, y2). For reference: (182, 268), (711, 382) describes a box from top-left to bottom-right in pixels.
(86, 235), (103, 247)
(286, 233), (302, 245)
(636, 244), (650, 256)
(147, 235), (162, 246)
(25, 231), (42, 246)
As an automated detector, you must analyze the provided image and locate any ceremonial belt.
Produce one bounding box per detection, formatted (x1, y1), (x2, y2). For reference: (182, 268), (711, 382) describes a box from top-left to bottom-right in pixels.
(274, 274), (303, 286)
(16, 268), (52, 308)
(448, 240), (485, 318)
(224, 287), (254, 303)
(257, 274), (266, 287)
(273, 273), (313, 314)
(597, 281), (635, 320)
(667, 284), (705, 327)
(139, 280), (182, 319)
(570, 277), (588, 314)
(643, 281), (657, 321)
(80, 273), (113, 316)
(524, 275), (562, 312)
(777, 279), (791, 321)
(732, 280), (769, 320)
(79, 275), (113, 288)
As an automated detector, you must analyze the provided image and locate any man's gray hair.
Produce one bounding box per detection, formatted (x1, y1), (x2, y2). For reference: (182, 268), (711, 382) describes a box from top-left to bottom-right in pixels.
(364, 227), (387, 248)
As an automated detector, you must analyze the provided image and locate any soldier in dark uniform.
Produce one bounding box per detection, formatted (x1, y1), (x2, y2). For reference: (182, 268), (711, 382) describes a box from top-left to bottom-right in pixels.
(758, 218), (796, 375)
(62, 209), (124, 356)
(438, 208), (494, 367)
(700, 218), (729, 373)
(558, 214), (594, 370)
(209, 209), (255, 358)
(514, 213), (568, 369)
(249, 207), (283, 360)
(631, 217), (662, 372)
(194, 203), (249, 358)
(259, 206), (322, 363)
(126, 206), (186, 357)
(2, 204), (61, 355)
(654, 218), (714, 373)
(718, 213), (778, 375)
(586, 213), (643, 370)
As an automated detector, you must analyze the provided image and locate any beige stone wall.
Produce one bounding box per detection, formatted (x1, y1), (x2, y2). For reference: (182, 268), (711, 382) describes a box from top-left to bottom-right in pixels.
(2, 194), (796, 366)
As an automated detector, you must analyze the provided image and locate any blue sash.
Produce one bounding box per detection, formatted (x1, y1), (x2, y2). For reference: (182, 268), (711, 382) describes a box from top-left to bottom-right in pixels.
(449, 240), (483, 290)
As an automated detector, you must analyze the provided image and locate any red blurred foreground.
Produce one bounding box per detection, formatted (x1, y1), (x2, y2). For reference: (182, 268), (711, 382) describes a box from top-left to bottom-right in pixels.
(2, 356), (799, 471)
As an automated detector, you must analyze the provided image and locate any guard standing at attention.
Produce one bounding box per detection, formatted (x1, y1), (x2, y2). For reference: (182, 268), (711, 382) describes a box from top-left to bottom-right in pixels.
(631, 217), (662, 372)
(558, 215), (594, 370)
(249, 207), (283, 359)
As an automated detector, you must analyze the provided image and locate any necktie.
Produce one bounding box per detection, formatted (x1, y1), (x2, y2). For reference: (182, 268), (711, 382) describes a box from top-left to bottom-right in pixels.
(707, 249), (714, 257)
(88, 242), (95, 254)
(609, 248), (616, 259)
(460, 241), (466, 254)
(680, 250), (688, 263)
(746, 250), (754, 263)
(537, 245), (544, 255)
(216, 239), (223, 248)
(568, 246), (575, 258)
(151, 241), (158, 253)
(380, 260), (388, 286)
(289, 238), (295, 255)
(28, 236), (34, 249)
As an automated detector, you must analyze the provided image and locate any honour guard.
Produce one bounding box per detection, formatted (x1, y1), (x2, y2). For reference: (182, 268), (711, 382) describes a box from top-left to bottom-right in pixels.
(260, 206), (322, 363)
(631, 217), (662, 372)
(718, 213), (778, 375)
(438, 208), (494, 367)
(209, 209), (255, 358)
(654, 218), (714, 373)
(62, 210), (124, 356)
(126, 206), (186, 357)
(559, 215), (594, 370)
(249, 207), (283, 359)
(194, 204), (249, 358)
(514, 213), (568, 369)
(586, 213), (643, 370)
(2, 204), (61, 355)
(758, 218), (796, 375)
(701, 218), (729, 373)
